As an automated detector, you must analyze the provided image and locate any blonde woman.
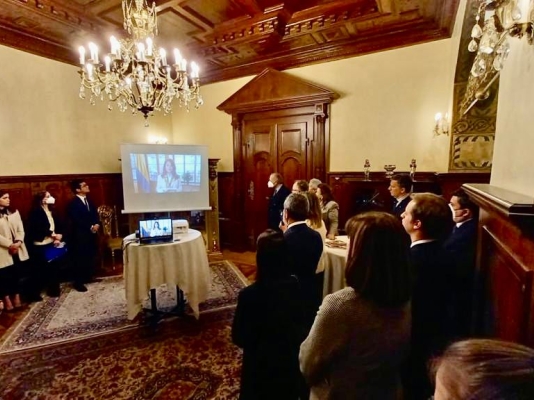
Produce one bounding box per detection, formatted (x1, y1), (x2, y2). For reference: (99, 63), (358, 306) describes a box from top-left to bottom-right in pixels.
(0, 190), (29, 311)
(305, 192), (327, 241)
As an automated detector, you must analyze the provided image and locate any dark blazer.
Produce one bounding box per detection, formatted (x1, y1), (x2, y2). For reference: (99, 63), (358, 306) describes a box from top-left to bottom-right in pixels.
(67, 196), (100, 253)
(410, 241), (455, 355)
(443, 218), (477, 336)
(406, 240), (455, 400)
(391, 196), (411, 217)
(232, 278), (305, 400)
(284, 223), (323, 327)
(268, 185), (291, 230)
(27, 206), (62, 243)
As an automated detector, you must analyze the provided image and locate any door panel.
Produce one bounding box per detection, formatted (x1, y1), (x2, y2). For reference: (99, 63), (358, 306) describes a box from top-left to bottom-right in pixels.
(243, 115), (310, 247)
(243, 123), (274, 247)
(278, 121), (308, 186)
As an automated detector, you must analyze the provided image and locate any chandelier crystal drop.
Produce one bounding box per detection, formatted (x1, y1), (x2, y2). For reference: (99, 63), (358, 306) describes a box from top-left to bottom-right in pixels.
(77, 0), (202, 126)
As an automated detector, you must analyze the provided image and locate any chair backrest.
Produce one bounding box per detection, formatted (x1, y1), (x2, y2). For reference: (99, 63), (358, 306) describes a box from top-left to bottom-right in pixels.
(97, 205), (115, 237)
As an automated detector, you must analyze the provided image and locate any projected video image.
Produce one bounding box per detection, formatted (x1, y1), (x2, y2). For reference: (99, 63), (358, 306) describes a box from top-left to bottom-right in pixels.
(131, 153), (202, 194)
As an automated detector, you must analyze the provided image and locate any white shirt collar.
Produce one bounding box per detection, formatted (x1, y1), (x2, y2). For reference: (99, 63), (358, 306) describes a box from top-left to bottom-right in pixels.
(396, 193), (410, 203)
(287, 220), (307, 229)
(410, 239), (436, 248)
(76, 194), (87, 201)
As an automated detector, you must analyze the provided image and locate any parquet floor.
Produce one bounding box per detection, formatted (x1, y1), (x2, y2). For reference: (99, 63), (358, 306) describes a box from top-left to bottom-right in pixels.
(0, 249), (257, 342)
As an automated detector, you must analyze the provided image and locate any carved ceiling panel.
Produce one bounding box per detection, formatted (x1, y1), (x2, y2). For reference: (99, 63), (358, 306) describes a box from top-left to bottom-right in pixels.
(0, 0), (460, 83)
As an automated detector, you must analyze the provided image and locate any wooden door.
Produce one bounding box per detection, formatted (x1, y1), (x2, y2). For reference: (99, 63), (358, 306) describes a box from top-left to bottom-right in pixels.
(243, 115), (309, 246)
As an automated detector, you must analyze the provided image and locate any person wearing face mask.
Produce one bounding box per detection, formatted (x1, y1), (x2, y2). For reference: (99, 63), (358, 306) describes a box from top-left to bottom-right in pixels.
(267, 173), (291, 231)
(27, 191), (65, 299)
(0, 189), (28, 312)
(443, 188), (478, 338)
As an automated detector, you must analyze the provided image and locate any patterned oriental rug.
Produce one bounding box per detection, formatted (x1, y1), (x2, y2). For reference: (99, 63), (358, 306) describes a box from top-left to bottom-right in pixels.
(0, 260), (248, 400)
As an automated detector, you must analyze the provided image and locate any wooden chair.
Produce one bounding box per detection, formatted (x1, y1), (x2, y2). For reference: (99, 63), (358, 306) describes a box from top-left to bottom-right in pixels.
(97, 205), (123, 270)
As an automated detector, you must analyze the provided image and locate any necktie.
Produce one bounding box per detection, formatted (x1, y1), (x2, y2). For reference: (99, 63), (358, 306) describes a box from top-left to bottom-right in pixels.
(84, 198), (89, 211)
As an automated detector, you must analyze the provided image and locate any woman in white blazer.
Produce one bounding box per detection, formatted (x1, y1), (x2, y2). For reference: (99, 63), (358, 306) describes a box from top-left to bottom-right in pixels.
(0, 190), (29, 312)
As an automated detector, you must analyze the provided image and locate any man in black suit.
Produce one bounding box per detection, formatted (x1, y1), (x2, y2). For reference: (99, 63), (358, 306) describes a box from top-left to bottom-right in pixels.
(281, 193), (323, 328)
(389, 174), (412, 217)
(401, 193), (454, 400)
(267, 172), (291, 230)
(444, 188), (478, 337)
(67, 179), (101, 292)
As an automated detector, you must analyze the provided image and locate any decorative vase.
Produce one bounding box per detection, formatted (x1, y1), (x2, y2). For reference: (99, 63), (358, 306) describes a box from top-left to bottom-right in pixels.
(384, 164), (396, 179)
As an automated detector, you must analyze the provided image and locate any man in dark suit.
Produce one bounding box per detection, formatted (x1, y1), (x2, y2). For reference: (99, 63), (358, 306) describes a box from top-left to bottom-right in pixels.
(67, 179), (101, 292)
(389, 174), (412, 217)
(267, 172), (291, 230)
(401, 192), (454, 400)
(444, 188), (478, 337)
(281, 192), (323, 400)
(281, 193), (323, 329)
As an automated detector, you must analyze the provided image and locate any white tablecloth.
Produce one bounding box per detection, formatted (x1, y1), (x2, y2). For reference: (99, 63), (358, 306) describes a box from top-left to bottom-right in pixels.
(322, 236), (349, 297)
(123, 229), (211, 320)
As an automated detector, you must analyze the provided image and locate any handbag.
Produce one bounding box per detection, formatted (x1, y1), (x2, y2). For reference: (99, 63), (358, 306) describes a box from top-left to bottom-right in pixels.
(44, 243), (68, 263)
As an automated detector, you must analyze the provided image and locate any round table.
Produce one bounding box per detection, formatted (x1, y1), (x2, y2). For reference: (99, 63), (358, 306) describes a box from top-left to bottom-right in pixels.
(122, 229), (211, 320)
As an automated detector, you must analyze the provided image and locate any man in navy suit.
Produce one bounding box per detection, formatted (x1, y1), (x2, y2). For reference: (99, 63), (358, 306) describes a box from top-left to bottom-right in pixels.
(401, 193), (454, 400)
(389, 174), (412, 217)
(444, 188), (478, 337)
(281, 193), (323, 329)
(267, 172), (291, 230)
(67, 179), (101, 292)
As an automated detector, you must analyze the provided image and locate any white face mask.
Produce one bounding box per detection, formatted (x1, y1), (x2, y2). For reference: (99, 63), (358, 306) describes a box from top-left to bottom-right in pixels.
(45, 196), (56, 205)
(267, 181), (275, 188)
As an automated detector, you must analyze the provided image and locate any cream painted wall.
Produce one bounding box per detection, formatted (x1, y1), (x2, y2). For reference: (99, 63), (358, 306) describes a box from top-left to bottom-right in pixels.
(0, 45), (173, 176)
(491, 37), (534, 197)
(172, 0), (466, 173)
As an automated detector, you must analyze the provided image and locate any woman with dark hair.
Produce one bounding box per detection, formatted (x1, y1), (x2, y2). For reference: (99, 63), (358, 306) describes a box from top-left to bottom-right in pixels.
(232, 229), (305, 400)
(431, 339), (534, 400)
(300, 212), (412, 399)
(27, 191), (64, 299)
(317, 183), (339, 239)
(0, 190), (28, 312)
(156, 158), (182, 193)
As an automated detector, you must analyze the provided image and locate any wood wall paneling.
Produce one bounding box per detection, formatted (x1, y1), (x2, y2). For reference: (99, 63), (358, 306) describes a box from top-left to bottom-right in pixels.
(464, 183), (534, 346)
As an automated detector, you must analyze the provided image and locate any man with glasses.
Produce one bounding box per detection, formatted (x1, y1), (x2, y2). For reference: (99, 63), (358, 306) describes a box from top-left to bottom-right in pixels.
(444, 188), (478, 337)
(67, 179), (100, 292)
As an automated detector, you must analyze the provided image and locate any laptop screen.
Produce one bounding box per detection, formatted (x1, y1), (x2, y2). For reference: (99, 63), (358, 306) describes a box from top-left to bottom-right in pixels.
(138, 218), (173, 240)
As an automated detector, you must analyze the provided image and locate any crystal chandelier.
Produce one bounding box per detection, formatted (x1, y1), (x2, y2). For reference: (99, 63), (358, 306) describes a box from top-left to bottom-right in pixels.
(461, 0), (533, 113)
(77, 0), (203, 126)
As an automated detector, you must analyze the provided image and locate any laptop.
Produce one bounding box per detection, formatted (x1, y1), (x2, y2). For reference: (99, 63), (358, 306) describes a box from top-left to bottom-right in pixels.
(138, 218), (174, 245)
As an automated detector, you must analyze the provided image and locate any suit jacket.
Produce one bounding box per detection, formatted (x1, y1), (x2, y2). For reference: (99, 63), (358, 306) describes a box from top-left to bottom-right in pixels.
(443, 219), (477, 280)
(284, 223), (323, 327)
(232, 278), (306, 400)
(443, 218), (477, 336)
(268, 185), (291, 230)
(67, 196), (100, 252)
(410, 241), (454, 357)
(391, 196), (411, 218)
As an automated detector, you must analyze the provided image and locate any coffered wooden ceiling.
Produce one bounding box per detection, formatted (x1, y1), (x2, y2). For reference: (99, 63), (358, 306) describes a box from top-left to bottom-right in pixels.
(0, 0), (460, 84)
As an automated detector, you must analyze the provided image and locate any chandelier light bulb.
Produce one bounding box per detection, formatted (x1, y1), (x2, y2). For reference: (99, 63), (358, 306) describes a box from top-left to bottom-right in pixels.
(77, 0), (202, 125)
(78, 46), (85, 65)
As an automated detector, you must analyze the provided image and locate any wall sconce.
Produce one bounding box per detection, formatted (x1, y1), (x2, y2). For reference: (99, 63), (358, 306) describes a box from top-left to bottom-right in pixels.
(433, 112), (450, 137)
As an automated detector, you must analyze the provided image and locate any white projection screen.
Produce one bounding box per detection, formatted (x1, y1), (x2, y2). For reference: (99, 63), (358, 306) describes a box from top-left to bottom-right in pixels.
(120, 143), (210, 213)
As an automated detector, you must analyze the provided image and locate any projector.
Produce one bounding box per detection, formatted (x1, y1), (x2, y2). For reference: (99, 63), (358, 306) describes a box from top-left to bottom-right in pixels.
(172, 219), (189, 239)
